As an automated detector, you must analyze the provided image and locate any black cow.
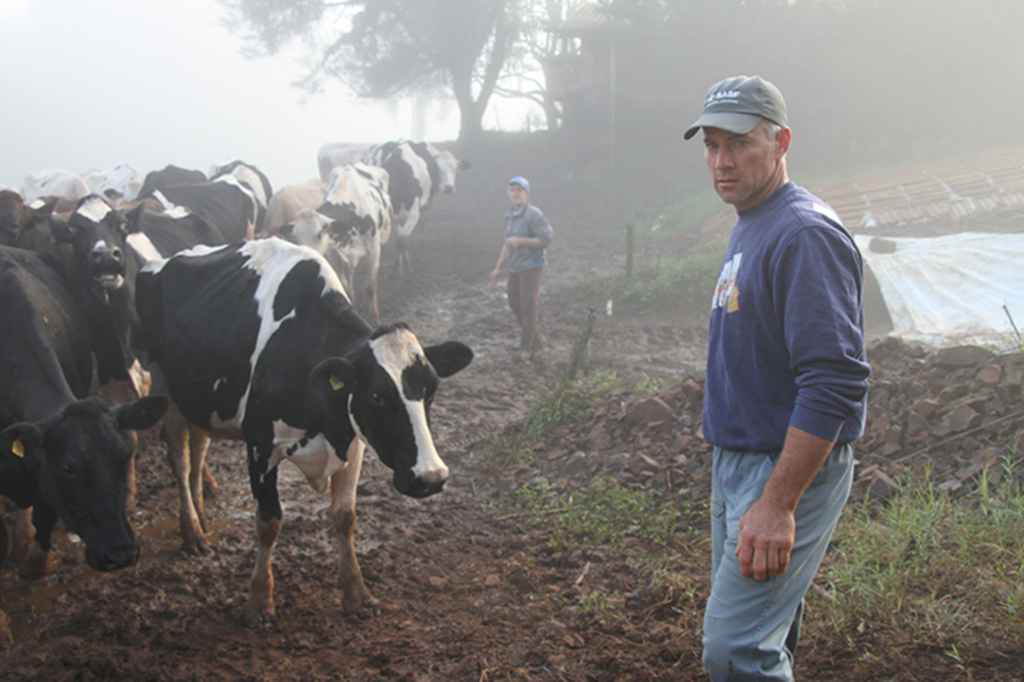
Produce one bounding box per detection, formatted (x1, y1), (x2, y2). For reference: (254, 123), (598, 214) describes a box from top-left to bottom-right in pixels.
(318, 141), (470, 275)
(136, 238), (472, 626)
(0, 189), (57, 251)
(0, 245), (168, 647)
(138, 164), (207, 198)
(51, 196), (148, 401)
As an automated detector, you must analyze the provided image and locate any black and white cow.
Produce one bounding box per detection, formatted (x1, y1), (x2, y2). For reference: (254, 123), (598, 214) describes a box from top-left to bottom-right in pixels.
(0, 244), (168, 646)
(138, 164), (207, 198)
(20, 169), (90, 205)
(144, 174), (260, 243)
(318, 141), (470, 275)
(286, 163), (392, 325)
(81, 164), (144, 207)
(317, 143), (376, 184)
(135, 238), (472, 626)
(210, 160), (273, 233)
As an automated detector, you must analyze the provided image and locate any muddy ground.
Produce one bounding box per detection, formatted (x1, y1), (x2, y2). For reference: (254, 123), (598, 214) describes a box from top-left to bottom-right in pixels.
(1, 136), (1022, 681)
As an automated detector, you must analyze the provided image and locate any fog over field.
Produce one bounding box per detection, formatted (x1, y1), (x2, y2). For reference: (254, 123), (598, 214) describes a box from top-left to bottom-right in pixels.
(0, 1), (461, 189)
(2, 0), (1022, 192)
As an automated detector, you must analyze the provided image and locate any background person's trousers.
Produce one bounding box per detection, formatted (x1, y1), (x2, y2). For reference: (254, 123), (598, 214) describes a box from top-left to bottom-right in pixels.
(506, 266), (543, 351)
(702, 442), (854, 681)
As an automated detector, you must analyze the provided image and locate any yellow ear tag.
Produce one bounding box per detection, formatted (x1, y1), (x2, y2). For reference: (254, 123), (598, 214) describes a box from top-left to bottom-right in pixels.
(11, 438), (25, 458)
(329, 373), (345, 391)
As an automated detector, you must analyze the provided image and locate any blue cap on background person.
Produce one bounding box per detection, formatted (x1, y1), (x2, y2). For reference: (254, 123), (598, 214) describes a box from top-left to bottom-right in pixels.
(509, 176), (530, 191)
(683, 75), (787, 140)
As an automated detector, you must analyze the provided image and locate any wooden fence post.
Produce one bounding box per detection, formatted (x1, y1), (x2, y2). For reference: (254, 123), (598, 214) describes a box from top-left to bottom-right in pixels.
(563, 308), (597, 390)
(625, 222), (634, 279)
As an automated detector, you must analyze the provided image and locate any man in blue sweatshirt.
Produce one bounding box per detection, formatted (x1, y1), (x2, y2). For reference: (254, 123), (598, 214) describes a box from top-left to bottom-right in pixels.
(684, 76), (871, 680)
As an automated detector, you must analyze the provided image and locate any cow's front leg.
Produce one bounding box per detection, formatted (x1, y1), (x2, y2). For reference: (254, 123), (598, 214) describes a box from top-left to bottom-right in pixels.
(245, 452), (282, 628)
(364, 241), (382, 326)
(20, 500), (56, 578)
(13, 506), (33, 564)
(330, 439), (378, 618)
(188, 428), (212, 532)
(163, 402), (209, 555)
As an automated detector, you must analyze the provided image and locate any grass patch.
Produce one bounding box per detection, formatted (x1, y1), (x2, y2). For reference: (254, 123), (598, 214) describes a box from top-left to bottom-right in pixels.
(505, 477), (681, 552)
(481, 371), (620, 470)
(812, 461), (1024, 657)
(625, 192), (725, 247)
(573, 236), (728, 315)
(569, 190), (730, 315)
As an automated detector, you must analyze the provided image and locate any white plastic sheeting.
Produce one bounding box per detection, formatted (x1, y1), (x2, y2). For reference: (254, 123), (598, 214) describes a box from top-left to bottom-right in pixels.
(855, 232), (1024, 350)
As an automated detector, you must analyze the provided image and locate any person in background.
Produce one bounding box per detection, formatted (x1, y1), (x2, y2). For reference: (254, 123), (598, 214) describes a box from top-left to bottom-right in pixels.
(489, 176), (553, 363)
(684, 75), (871, 681)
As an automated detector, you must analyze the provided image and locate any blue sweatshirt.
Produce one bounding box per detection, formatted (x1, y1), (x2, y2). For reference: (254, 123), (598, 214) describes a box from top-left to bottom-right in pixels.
(702, 182), (870, 452)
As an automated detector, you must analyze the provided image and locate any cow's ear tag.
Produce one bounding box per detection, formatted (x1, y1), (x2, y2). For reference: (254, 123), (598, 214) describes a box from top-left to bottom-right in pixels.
(11, 438), (25, 458)
(329, 373), (345, 391)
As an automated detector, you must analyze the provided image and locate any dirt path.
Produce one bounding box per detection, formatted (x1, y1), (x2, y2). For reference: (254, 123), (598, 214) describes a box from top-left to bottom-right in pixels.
(0, 139), (715, 681)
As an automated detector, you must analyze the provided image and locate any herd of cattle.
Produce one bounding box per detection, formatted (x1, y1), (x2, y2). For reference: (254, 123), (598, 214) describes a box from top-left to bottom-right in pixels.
(0, 141), (473, 640)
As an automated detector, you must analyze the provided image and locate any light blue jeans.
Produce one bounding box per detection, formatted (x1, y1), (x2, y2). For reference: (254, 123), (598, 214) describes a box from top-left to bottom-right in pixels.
(702, 443), (854, 681)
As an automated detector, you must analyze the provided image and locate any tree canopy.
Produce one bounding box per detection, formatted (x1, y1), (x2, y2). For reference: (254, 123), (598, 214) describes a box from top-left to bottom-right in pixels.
(223, 0), (517, 142)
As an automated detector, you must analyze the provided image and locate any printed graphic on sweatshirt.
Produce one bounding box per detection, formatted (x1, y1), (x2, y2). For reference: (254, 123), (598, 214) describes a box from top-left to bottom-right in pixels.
(711, 253), (742, 314)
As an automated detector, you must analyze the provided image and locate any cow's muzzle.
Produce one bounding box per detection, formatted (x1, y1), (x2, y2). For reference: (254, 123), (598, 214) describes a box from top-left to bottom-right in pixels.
(394, 470), (448, 499)
(86, 541), (140, 572)
(90, 246), (126, 290)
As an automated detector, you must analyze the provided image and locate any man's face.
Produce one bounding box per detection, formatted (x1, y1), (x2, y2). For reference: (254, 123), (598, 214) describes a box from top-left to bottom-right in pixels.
(508, 184), (529, 208)
(703, 121), (790, 211)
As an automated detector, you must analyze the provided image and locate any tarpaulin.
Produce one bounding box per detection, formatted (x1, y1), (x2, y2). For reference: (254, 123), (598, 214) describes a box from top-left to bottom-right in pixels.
(855, 232), (1024, 350)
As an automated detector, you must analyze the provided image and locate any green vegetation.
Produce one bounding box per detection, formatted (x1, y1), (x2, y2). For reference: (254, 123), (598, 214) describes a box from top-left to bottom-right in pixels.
(811, 460), (1024, 659)
(482, 370), (620, 469)
(506, 477), (680, 553)
(625, 192), (725, 247)
(573, 191), (729, 315)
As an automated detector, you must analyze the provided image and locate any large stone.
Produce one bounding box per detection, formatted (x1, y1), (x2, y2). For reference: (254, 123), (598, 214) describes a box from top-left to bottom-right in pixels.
(630, 453), (662, 476)
(626, 397), (675, 426)
(933, 345), (995, 368)
(1000, 364), (1023, 388)
(938, 383), (970, 404)
(911, 398), (941, 417)
(560, 451), (589, 478)
(907, 411), (930, 437)
(946, 405), (980, 433)
(977, 365), (1002, 386)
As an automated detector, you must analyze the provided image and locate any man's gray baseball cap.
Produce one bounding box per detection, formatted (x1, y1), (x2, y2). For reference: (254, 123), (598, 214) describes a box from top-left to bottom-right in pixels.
(683, 75), (787, 140)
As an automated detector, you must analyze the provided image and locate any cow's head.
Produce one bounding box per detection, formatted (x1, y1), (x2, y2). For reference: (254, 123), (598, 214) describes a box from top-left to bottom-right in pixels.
(310, 323), (472, 498)
(434, 151), (470, 194)
(0, 190), (58, 250)
(53, 195), (129, 291)
(0, 395), (168, 571)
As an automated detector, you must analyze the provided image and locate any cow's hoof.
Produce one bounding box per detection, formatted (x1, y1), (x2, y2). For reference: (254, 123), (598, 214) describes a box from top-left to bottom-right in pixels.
(0, 612), (12, 650)
(243, 606), (276, 629)
(19, 546), (54, 578)
(180, 539), (211, 557)
(344, 598), (381, 621)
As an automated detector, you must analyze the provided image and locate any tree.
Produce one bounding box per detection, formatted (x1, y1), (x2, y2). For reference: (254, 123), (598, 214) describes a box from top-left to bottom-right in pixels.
(222, 0), (518, 143)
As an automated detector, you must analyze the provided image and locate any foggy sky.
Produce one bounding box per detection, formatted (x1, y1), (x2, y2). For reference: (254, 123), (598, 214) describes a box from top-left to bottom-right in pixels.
(0, 0), (463, 191)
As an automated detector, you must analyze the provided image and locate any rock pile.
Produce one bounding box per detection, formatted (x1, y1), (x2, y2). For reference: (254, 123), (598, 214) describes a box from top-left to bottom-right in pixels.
(523, 338), (1024, 505)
